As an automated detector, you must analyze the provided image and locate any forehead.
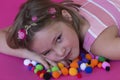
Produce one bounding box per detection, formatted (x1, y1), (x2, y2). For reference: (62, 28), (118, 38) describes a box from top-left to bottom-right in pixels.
(31, 22), (61, 53)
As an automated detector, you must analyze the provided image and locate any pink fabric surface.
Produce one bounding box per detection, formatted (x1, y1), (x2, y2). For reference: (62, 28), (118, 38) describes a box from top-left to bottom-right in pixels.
(0, 0), (120, 80)
(0, 53), (120, 80)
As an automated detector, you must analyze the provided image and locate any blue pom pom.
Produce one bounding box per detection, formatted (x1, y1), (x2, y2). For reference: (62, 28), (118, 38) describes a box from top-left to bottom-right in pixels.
(82, 58), (89, 63)
(78, 68), (82, 72)
(78, 61), (83, 65)
(80, 53), (85, 58)
(28, 65), (33, 71)
(85, 66), (93, 73)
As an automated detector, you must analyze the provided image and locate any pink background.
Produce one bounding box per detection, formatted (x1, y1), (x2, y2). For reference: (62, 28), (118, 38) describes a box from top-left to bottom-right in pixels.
(0, 0), (120, 80)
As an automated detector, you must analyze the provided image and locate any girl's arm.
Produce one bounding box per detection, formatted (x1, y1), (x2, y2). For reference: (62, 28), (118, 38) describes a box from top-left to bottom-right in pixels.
(0, 27), (50, 68)
(91, 26), (120, 60)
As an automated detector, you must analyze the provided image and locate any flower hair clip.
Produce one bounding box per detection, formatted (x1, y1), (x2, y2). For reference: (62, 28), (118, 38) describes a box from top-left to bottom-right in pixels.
(18, 23), (37, 40)
(48, 7), (57, 18)
(18, 16), (38, 40)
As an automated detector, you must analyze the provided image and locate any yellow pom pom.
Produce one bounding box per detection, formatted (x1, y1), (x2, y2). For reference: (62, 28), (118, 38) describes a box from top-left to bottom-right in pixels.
(69, 68), (78, 76)
(61, 67), (69, 76)
(58, 62), (64, 69)
(52, 71), (61, 79)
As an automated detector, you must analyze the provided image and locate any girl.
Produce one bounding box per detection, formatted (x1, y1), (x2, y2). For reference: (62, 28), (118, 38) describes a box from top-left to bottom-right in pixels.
(0, 0), (120, 69)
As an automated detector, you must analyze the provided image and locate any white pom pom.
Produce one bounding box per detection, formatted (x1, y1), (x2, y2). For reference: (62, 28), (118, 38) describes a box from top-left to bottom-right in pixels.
(31, 60), (38, 66)
(23, 59), (31, 66)
(80, 63), (87, 71)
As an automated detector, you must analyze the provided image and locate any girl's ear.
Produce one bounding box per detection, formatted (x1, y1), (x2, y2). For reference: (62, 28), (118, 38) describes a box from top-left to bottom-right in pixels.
(61, 10), (72, 21)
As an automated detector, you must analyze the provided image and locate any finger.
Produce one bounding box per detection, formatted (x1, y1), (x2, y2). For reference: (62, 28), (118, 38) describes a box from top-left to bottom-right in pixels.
(45, 58), (57, 67)
(25, 51), (50, 69)
(59, 60), (69, 68)
(33, 56), (50, 69)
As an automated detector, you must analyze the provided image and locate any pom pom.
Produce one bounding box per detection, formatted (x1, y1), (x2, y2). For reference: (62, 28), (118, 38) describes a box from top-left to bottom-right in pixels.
(31, 60), (37, 66)
(58, 62), (64, 69)
(82, 58), (89, 63)
(28, 64), (33, 71)
(80, 63), (87, 71)
(91, 59), (98, 67)
(61, 67), (69, 76)
(77, 73), (82, 78)
(52, 71), (61, 79)
(43, 72), (52, 80)
(51, 66), (60, 72)
(85, 54), (92, 60)
(34, 68), (39, 74)
(70, 62), (79, 68)
(85, 66), (93, 73)
(97, 62), (102, 68)
(37, 71), (42, 76)
(39, 70), (46, 78)
(36, 64), (44, 71)
(69, 68), (78, 76)
(23, 59), (31, 66)
(102, 61), (110, 71)
(98, 56), (106, 62)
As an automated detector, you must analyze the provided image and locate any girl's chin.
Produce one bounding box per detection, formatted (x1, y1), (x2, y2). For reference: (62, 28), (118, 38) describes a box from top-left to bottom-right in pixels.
(70, 53), (79, 60)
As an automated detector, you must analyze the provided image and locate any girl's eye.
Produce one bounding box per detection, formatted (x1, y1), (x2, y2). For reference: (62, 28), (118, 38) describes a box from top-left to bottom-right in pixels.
(56, 34), (62, 43)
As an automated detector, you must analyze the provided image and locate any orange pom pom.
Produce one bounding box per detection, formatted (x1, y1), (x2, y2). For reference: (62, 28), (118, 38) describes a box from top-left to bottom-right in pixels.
(72, 57), (79, 62)
(97, 62), (102, 68)
(52, 71), (61, 79)
(91, 59), (98, 67)
(70, 62), (79, 68)
(61, 67), (69, 76)
(85, 54), (92, 60)
(39, 73), (44, 78)
(69, 68), (78, 76)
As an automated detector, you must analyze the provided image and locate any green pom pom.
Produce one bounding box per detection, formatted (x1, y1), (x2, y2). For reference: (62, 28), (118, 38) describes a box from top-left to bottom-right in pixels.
(36, 64), (43, 71)
(34, 68), (39, 73)
(51, 66), (59, 72)
(47, 69), (51, 72)
(98, 56), (106, 62)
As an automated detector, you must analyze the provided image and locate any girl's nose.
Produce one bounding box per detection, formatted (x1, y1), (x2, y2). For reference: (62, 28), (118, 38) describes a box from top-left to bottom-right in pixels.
(54, 46), (65, 57)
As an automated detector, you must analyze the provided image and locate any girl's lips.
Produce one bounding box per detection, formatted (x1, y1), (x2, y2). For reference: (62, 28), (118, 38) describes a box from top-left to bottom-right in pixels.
(65, 50), (72, 59)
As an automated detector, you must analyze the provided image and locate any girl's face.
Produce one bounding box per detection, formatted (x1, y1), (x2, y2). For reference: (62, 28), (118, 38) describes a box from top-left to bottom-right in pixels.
(31, 21), (80, 61)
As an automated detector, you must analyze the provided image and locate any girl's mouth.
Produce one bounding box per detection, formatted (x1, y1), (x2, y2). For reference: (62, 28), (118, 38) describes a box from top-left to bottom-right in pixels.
(65, 50), (72, 59)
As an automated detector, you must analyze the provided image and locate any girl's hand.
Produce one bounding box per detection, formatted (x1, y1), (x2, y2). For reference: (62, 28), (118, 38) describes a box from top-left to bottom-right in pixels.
(22, 49), (50, 69)
(23, 49), (58, 69)
(59, 59), (72, 68)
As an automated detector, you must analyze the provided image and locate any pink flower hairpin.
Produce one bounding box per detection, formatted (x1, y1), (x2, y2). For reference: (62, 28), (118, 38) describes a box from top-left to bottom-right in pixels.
(48, 7), (57, 18)
(18, 29), (27, 40)
(18, 23), (37, 40)
(32, 16), (38, 22)
(48, 7), (57, 14)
